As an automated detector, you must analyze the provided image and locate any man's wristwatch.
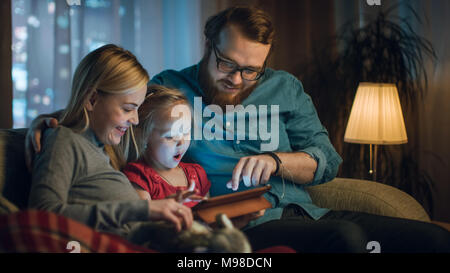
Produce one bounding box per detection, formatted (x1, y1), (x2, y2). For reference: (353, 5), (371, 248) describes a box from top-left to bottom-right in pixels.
(262, 152), (282, 175)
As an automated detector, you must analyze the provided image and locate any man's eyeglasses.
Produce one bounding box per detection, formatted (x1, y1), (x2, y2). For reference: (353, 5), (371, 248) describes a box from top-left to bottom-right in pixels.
(212, 43), (265, 81)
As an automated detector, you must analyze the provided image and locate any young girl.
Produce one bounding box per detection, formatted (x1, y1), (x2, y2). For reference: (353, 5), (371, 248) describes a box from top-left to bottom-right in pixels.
(123, 85), (210, 207)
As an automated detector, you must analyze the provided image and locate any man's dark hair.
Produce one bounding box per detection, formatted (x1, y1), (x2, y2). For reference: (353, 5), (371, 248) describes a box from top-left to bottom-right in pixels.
(204, 6), (275, 46)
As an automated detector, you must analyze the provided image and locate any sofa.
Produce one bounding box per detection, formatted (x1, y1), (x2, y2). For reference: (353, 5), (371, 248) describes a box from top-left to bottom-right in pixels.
(0, 128), (431, 252)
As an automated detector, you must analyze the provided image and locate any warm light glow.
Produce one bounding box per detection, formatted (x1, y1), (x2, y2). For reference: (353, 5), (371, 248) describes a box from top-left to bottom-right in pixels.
(344, 82), (408, 145)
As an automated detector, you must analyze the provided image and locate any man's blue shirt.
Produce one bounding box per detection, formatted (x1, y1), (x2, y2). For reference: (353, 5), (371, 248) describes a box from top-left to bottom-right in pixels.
(151, 63), (343, 227)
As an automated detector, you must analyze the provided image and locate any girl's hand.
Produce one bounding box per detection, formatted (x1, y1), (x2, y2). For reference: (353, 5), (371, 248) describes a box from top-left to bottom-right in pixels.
(166, 180), (207, 203)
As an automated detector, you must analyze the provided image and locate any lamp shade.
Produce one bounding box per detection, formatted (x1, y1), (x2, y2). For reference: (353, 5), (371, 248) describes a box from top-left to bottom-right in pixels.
(344, 82), (408, 145)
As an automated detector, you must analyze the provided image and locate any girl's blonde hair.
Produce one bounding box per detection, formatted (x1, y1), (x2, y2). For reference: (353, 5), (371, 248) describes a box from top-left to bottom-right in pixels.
(60, 44), (149, 169)
(130, 85), (190, 162)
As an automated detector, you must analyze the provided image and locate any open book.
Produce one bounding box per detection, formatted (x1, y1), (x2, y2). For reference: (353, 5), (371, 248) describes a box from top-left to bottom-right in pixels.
(192, 185), (272, 224)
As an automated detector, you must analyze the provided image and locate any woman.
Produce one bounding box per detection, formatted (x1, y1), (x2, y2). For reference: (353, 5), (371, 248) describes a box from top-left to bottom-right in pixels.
(28, 44), (192, 237)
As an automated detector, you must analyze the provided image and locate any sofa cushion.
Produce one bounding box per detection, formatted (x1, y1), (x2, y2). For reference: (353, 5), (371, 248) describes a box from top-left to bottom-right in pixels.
(307, 177), (431, 222)
(0, 128), (30, 211)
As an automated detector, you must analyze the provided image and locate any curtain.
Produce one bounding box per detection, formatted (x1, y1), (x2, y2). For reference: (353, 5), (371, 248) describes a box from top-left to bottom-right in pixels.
(416, 0), (450, 222)
(0, 0), (12, 128)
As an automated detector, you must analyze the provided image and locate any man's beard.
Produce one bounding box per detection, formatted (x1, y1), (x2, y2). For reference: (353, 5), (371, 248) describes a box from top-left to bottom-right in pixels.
(198, 59), (256, 111)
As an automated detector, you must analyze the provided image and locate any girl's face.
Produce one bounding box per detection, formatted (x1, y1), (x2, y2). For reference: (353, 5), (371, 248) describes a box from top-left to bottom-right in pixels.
(145, 104), (192, 170)
(87, 86), (147, 145)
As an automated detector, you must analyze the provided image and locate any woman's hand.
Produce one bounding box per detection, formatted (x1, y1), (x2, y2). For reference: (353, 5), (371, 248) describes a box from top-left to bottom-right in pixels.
(147, 199), (193, 232)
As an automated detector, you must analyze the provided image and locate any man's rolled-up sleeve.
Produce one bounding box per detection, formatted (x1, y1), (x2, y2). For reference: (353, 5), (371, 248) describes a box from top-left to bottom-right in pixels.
(285, 82), (343, 186)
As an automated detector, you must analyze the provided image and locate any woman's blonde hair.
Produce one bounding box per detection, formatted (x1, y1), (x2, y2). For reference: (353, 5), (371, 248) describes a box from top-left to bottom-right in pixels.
(60, 44), (149, 169)
(130, 85), (190, 162)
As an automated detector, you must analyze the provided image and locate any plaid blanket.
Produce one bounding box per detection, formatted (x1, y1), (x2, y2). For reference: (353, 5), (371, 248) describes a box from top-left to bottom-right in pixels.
(0, 210), (154, 253)
(0, 210), (295, 253)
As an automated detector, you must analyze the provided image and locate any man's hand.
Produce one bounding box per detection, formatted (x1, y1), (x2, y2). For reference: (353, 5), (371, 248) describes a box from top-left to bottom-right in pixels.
(230, 209), (266, 229)
(25, 117), (59, 172)
(226, 154), (277, 191)
(147, 199), (193, 232)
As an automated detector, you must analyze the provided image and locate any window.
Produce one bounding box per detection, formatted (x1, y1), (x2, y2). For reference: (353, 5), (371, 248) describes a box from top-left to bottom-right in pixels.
(11, 0), (202, 128)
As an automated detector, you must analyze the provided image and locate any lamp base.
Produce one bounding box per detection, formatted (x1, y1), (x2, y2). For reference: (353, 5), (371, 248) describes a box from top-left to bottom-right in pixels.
(369, 144), (378, 181)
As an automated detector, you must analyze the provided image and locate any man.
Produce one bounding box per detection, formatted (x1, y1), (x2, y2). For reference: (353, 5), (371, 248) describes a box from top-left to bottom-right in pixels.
(150, 6), (450, 252)
(28, 7), (450, 252)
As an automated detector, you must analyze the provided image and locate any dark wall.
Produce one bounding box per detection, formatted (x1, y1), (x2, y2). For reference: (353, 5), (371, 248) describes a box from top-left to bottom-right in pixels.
(0, 0), (12, 129)
(212, 0), (337, 75)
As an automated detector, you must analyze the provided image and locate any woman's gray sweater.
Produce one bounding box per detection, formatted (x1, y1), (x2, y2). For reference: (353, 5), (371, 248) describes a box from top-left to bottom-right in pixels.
(28, 126), (149, 236)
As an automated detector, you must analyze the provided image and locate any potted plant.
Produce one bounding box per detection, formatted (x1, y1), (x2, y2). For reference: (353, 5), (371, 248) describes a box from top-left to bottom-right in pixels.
(298, 3), (438, 215)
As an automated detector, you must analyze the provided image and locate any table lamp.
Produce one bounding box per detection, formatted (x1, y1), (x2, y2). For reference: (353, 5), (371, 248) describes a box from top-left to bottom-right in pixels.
(344, 82), (408, 181)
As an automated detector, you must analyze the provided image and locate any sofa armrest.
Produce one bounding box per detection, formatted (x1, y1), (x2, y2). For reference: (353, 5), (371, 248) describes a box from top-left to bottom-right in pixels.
(306, 177), (430, 222)
(0, 128), (30, 210)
